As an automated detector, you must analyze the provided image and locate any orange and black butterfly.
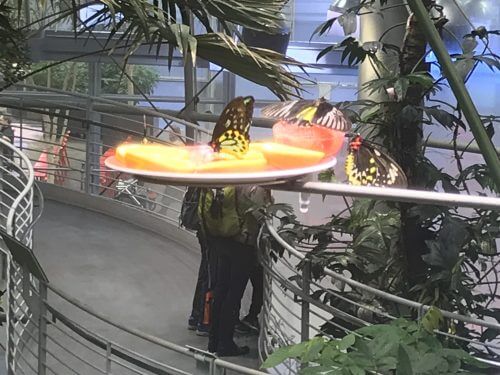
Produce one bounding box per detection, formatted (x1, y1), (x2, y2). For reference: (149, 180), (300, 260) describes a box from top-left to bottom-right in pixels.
(210, 96), (254, 158)
(345, 135), (407, 187)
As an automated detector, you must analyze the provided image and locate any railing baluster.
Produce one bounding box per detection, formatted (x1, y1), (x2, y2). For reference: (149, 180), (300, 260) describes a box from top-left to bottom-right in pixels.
(37, 283), (48, 375)
(105, 342), (112, 374)
(300, 260), (311, 342)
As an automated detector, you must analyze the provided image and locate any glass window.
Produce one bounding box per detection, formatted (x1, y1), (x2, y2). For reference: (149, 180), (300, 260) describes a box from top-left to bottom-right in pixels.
(289, 0), (360, 43)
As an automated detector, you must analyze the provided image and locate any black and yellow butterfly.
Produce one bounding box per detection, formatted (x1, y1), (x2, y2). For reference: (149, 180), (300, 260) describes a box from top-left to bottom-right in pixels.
(261, 97), (352, 132)
(345, 135), (407, 187)
(210, 96), (254, 158)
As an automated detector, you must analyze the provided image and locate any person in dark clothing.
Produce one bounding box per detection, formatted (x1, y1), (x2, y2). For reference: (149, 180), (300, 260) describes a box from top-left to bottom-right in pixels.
(208, 237), (254, 355)
(200, 185), (271, 357)
(187, 231), (212, 336)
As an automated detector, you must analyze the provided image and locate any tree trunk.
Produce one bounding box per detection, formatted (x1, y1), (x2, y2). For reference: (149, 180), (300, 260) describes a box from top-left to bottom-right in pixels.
(397, 0), (436, 288)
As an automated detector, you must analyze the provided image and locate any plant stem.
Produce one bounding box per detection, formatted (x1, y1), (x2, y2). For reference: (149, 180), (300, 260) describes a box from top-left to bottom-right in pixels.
(407, 0), (500, 191)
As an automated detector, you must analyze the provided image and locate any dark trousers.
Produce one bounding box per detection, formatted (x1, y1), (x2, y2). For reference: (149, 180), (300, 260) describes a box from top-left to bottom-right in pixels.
(247, 262), (264, 320)
(190, 231), (212, 324)
(208, 237), (253, 352)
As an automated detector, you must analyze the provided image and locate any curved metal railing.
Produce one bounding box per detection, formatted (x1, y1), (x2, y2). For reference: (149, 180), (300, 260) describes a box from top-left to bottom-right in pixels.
(1, 85), (201, 225)
(0, 136), (268, 374)
(259, 209), (500, 371)
(0, 137), (39, 373)
(0, 138), (36, 242)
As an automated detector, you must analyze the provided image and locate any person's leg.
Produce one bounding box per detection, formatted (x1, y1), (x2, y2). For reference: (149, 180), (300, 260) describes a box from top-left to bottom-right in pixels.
(208, 239), (230, 353)
(245, 261), (264, 326)
(188, 232), (209, 329)
(234, 252), (262, 334)
(217, 241), (253, 354)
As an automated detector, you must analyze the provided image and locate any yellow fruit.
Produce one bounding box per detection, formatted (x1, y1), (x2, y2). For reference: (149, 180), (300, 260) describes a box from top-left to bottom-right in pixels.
(197, 157), (267, 173)
(250, 142), (325, 169)
(212, 150), (265, 161)
(116, 143), (193, 172)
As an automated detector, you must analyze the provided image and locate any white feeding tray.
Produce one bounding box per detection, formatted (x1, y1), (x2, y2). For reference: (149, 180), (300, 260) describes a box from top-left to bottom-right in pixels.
(105, 156), (337, 187)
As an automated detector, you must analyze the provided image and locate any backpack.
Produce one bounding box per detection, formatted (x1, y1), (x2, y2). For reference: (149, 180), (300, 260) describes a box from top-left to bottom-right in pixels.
(199, 187), (243, 238)
(180, 187), (201, 230)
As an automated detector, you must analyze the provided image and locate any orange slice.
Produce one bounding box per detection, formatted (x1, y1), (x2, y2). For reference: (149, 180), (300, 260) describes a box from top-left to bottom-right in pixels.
(116, 143), (194, 172)
(272, 121), (345, 156)
(250, 142), (325, 169)
(198, 150), (267, 173)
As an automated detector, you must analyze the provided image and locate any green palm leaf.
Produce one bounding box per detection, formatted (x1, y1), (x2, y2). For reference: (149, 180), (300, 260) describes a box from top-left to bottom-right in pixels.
(10, 0), (303, 97)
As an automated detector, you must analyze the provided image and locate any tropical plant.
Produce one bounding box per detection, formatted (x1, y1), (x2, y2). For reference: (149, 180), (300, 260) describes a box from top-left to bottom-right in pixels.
(260, 0), (500, 361)
(31, 62), (159, 95)
(2, 0), (304, 98)
(0, 1), (30, 84)
(262, 309), (488, 374)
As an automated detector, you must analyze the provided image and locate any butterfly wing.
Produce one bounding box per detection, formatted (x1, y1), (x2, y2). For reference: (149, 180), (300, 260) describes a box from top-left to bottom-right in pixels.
(211, 96), (254, 157)
(345, 137), (407, 187)
(261, 100), (316, 125)
(261, 98), (351, 132)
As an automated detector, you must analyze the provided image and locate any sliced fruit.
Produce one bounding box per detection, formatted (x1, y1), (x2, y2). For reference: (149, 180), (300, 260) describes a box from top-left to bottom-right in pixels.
(197, 152), (267, 173)
(115, 143), (193, 172)
(250, 142), (325, 169)
(272, 121), (345, 156)
(211, 150), (265, 162)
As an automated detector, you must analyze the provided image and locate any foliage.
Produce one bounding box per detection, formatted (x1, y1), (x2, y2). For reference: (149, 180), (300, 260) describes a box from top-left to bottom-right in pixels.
(0, 0), (30, 84)
(31, 62), (159, 95)
(260, 0), (500, 363)
(6, 0), (304, 98)
(262, 309), (488, 375)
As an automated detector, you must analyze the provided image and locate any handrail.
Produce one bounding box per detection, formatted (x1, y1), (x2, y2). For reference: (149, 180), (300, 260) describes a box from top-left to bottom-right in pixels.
(19, 182), (44, 242)
(265, 220), (500, 332)
(2, 138), (35, 238)
(45, 280), (267, 374)
(10, 83), (211, 135)
(275, 181), (500, 209)
(2, 88), (499, 156)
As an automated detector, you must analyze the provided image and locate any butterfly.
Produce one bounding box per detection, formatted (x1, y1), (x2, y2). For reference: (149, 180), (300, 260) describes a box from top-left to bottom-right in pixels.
(210, 96), (255, 158)
(261, 97), (351, 132)
(345, 135), (407, 187)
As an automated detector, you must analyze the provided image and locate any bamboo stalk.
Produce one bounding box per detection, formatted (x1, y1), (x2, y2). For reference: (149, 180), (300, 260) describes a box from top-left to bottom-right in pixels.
(407, 0), (500, 191)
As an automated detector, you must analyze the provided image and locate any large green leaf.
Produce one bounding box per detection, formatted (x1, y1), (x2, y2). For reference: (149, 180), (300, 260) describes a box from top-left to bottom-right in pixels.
(396, 345), (414, 375)
(12, 0), (304, 98)
(197, 33), (303, 99)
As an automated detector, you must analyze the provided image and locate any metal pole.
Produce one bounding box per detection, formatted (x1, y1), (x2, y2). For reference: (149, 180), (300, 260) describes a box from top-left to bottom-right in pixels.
(7, 261), (15, 375)
(358, 0), (408, 102)
(184, 59), (197, 144)
(426, 138), (500, 156)
(85, 62), (102, 194)
(407, 0), (500, 190)
(37, 283), (48, 375)
(275, 181), (500, 210)
(184, 13), (197, 144)
(301, 261), (311, 342)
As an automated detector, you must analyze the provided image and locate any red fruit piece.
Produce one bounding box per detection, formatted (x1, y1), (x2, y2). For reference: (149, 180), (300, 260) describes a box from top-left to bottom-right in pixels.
(272, 120), (345, 156)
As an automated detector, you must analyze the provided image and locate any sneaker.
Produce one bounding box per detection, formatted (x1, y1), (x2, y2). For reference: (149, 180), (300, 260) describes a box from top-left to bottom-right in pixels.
(241, 315), (259, 332)
(196, 323), (210, 337)
(188, 315), (197, 331)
